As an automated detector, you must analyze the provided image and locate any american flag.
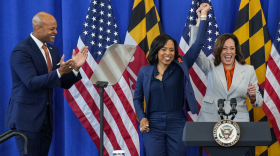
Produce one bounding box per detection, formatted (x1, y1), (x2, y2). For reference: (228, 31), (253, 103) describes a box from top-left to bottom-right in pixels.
(64, 0), (140, 155)
(179, 0), (220, 121)
(263, 20), (280, 143)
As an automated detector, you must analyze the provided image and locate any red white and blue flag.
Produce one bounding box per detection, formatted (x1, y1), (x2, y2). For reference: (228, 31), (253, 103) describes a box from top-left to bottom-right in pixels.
(64, 0), (140, 155)
(263, 19), (280, 143)
(179, 0), (220, 121)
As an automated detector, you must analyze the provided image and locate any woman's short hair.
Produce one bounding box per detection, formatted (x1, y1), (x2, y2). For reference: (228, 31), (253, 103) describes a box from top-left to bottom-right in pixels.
(147, 34), (179, 65)
(213, 33), (246, 66)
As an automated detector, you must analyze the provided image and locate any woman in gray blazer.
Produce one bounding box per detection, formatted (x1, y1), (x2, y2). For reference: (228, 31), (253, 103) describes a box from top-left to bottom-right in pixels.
(191, 31), (263, 122)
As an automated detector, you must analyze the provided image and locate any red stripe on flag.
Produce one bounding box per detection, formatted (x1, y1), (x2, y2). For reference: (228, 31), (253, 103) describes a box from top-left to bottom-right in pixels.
(80, 55), (138, 133)
(122, 70), (131, 87)
(189, 67), (206, 95)
(82, 62), (94, 78)
(64, 89), (109, 156)
(178, 46), (185, 56)
(264, 78), (280, 120)
(267, 55), (280, 85)
(74, 80), (122, 150)
(187, 114), (193, 122)
(77, 57), (139, 154)
(196, 100), (201, 110)
(112, 83), (138, 130)
(263, 102), (280, 142)
(102, 90), (139, 156)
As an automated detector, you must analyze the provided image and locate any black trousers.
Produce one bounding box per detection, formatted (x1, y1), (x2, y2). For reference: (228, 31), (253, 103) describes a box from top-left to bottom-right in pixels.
(13, 105), (53, 156)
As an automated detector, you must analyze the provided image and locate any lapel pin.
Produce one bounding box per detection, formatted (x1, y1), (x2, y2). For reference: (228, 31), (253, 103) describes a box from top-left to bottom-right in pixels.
(178, 58), (183, 63)
(50, 47), (52, 49)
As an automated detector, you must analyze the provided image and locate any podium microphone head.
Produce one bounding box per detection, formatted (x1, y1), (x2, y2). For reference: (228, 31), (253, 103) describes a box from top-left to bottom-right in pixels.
(217, 99), (225, 107)
(230, 98), (237, 107)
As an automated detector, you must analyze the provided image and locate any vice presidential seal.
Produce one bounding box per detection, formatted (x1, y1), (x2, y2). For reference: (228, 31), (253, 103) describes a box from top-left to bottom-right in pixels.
(213, 119), (240, 147)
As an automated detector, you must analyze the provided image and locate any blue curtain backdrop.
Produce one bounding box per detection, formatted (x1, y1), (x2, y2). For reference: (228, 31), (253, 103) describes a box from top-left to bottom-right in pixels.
(1, 0), (280, 155)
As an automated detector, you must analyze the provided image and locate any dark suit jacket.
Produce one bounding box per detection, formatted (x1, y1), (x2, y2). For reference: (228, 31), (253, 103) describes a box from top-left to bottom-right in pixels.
(5, 36), (81, 132)
(133, 20), (208, 121)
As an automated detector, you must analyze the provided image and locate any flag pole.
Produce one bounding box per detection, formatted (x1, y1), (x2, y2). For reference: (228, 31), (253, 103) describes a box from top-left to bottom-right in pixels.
(95, 81), (108, 156)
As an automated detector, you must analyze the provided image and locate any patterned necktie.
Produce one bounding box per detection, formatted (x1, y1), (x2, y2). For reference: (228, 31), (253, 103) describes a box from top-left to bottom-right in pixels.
(42, 45), (52, 73)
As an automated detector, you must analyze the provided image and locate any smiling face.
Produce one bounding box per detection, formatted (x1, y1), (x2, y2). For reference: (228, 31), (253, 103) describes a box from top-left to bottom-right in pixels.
(32, 12), (57, 43)
(220, 38), (236, 69)
(157, 40), (175, 66)
(38, 18), (57, 43)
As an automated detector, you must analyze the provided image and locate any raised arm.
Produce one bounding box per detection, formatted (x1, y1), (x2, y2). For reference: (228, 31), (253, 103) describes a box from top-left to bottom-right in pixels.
(183, 3), (210, 68)
(189, 3), (213, 74)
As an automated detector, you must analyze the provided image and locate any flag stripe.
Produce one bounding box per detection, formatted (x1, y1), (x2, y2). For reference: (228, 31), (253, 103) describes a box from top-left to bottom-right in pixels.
(103, 87), (138, 155)
(267, 56), (280, 86)
(124, 1), (163, 155)
(112, 80), (138, 130)
(189, 67), (206, 96)
(65, 87), (116, 155)
(64, 90), (111, 155)
(263, 92), (280, 142)
(264, 78), (280, 123)
(81, 52), (140, 155)
(179, 0), (219, 131)
(64, 1), (140, 155)
(74, 80), (122, 151)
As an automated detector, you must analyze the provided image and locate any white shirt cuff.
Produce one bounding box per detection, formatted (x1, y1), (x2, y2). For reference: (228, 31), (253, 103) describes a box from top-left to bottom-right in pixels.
(56, 69), (61, 78)
(72, 69), (79, 76)
(56, 69), (79, 78)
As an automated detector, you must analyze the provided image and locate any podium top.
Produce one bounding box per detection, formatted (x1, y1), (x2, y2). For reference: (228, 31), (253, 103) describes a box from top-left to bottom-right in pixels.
(183, 122), (272, 146)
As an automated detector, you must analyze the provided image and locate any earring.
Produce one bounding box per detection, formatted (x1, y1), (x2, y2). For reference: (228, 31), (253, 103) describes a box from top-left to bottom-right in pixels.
(156, 54), (158, 59)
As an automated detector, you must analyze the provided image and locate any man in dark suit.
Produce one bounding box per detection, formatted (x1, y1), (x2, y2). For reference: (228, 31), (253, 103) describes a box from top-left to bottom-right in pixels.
(5, 12), (88, 156)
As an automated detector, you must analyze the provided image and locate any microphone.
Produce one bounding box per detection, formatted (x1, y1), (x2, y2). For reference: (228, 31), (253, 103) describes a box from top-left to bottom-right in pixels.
(230, 98), (237, 120)
(217, 99), (225, 120)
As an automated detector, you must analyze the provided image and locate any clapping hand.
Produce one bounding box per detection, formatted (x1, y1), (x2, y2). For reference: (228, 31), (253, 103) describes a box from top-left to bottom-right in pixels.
(72, 46), (89, 71)
(57, 54), (75, 76)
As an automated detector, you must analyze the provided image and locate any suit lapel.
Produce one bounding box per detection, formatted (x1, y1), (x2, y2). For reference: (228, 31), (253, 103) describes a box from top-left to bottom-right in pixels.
(214, 62), (228, 92)
(174, 57), (189, 80)
(28, 37), (49, 73)
(144, 65), (154, 109)
(228, 61), (245, 95)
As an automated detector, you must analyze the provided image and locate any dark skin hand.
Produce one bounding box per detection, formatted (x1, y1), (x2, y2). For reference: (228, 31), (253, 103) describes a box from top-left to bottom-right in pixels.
(140, 118), (149, 133)
(72, 46), (89, 72)
(57, 54), (75, 76)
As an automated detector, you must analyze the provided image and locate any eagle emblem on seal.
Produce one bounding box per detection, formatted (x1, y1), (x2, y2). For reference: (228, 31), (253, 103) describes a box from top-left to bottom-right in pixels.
(219, 125), (233, 139)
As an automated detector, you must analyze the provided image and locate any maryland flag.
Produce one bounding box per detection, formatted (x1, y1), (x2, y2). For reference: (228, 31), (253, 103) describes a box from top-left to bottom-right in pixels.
(233, 0), (280, 155)
(123, 1), (163, 155)
(124, 0), (164, 93)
